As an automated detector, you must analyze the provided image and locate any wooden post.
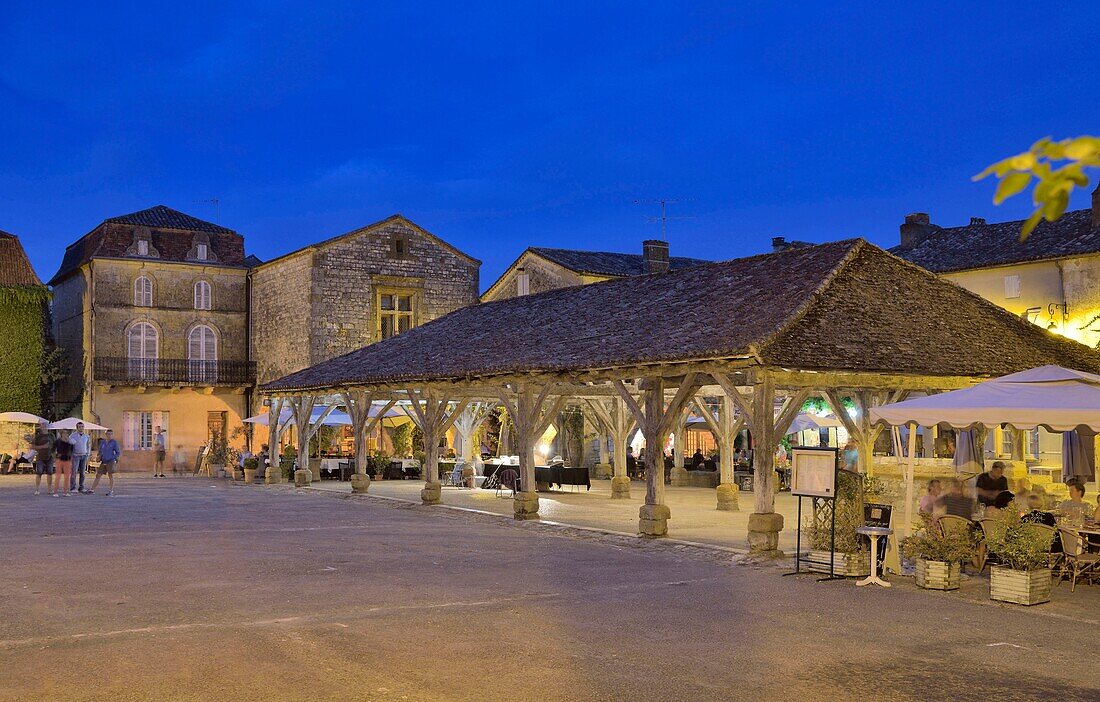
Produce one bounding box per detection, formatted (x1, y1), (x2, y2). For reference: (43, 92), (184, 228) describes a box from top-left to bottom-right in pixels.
(340, 390), (396, 493)
(585, 397), (636, 499)
(265, 397), (284, 484)
(692, 396), (745, 511)
(286, 395), (335, 486)
(614, 374), (699, 537)
(404, 389), (469, 505)
(669, 409), (688, 486)
(497, 383), (565, 519)
(452, 402), (497, 462)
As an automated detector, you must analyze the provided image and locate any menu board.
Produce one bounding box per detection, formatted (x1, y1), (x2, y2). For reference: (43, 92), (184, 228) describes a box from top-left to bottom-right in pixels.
(791, 447), (837, 498)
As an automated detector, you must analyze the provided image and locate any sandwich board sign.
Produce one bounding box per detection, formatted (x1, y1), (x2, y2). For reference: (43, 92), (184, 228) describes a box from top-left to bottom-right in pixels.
(790, 447), (837, 498)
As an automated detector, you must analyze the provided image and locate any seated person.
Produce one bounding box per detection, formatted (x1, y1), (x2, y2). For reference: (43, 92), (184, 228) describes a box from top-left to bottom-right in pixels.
(975, 462), (1009, 507)
(918, 479), (942, 515)
(984, 490), (1015, 518)
(690, 449), (705, 470)
(1022, 494), (1061, 553)
(1057, 481), (1091, 523)
(939, 479), (974, 519)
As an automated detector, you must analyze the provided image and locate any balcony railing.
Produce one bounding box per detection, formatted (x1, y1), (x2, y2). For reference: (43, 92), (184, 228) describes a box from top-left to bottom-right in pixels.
(94, 358), (255, 386)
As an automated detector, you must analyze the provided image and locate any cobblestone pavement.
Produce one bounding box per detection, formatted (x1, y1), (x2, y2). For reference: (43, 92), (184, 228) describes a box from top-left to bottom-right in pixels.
(1, 476), (1097, 701)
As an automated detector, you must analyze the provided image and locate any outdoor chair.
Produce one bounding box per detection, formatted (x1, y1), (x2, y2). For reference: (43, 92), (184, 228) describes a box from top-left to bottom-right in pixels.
(1056, 529), (1100, 592)
(938, 515), (973, 538)
(975, 518), (1002, 572)
(1022, 523), (1062, 571)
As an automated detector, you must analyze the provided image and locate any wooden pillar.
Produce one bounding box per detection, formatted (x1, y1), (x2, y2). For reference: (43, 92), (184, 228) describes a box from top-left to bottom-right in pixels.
(586, 397), (636, 499)
(287, 395), (335, 486)
(498, 384), (565, 519)
(265, 397), (284, 484)
(405, 389), (469, 505)
(341, 390), (395, 493)
(692, 396), (744, 511)
(614, 374), (699, 537)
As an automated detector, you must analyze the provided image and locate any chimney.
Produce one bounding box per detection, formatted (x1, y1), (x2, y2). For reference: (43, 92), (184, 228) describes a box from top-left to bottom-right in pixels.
(1092, 185), (1100, 229)
(899, 212), (935, 249)
(516, 267), (530, 296)
(970, 217), (986, 226)
(772, 236), (788, 252)
(642, 239), (670, 274)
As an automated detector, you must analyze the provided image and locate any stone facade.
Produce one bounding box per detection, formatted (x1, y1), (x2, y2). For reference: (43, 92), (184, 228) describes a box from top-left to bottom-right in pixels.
(481, 252), (594, 302)
(50, 208), (252, 471)
(252, 215), (480, 385)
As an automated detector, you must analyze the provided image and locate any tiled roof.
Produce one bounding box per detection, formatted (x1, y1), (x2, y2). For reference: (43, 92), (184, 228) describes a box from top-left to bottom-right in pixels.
(891, 208), (1100, 273)
(529, 247), (711, 277)
(262, 239), (1100, 392)
(104, 205), (234, 235)
(0, 231), (43, 286)
(49, 205), (246, 284)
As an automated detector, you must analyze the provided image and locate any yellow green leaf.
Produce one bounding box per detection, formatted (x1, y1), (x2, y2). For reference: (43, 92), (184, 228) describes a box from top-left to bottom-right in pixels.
(993, 172), (1032, 204)
(1019, 210), (1043, 241)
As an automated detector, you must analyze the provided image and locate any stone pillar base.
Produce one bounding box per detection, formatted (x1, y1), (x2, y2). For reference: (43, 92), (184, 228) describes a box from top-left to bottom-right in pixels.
(350, 473), (371, 494)
(639, 503), (671, 537)
(513, 491), (540, 520)
(670, 465), (689, 486)
(593, 463), (612, 479)
(421, 483), (441, 505)
(265, 471), (283, 485)
(747, 511), (784, 555)
(293, 469), (312, 487)
(716, 483), (740, 511)
(610, 475), (631, 499)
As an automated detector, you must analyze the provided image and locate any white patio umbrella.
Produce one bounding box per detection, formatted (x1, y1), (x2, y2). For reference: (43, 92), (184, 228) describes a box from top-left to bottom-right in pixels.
(48, 418), (110, 431)
(0, 411), (48, 424)
(871, 365), (1100, 540)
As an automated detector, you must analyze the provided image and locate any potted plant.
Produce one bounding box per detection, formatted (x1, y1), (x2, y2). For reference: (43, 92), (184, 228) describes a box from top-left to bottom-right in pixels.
(242, 457), (259, 484)
(804, 470), (870, 577)
(982, 508), (1053, 605)
(900, 513), (977, 590)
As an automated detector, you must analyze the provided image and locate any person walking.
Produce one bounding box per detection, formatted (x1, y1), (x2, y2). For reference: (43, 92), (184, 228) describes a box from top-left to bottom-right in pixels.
(68, 421), (92, 494)
(89, 429), (120, 496)
(153, 426), (167, 477)
(32, 421), (53, 496)
(52, 429), (74, 497)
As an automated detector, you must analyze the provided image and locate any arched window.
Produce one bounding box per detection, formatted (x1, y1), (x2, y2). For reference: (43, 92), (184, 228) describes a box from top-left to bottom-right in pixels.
(188, 325), (218, 383)
(194, 280), (212, 310)
(134, 276), (153, 307)
(127, 322), (158, 380)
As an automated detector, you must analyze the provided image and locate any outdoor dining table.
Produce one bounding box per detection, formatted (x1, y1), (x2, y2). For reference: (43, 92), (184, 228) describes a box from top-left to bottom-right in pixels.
(319, 458), (352, 480)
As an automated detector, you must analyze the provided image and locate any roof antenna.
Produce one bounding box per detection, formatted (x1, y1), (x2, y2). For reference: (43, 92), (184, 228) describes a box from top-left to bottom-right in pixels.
(194, 197), (221, 223)
(633, 198), (693, 240)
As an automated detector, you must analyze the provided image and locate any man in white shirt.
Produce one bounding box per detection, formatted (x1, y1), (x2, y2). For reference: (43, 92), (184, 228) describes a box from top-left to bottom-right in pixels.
(68, 421), (92, 494)
(153, 426), (167, 477)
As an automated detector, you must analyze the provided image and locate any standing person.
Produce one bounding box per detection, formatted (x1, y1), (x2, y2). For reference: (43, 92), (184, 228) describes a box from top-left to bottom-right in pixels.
(842, 439), (859, 472)
(153, 426), (167, 477)
(52, 429), (74, 497)
(32, 421), (53, 496)
(68, 421), (92, 494)
(89, 429), (120, 496)
(975, 461), (1009, 507)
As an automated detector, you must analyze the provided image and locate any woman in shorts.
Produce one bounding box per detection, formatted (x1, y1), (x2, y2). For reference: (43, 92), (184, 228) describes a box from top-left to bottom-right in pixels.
(52, 429), (74, 497)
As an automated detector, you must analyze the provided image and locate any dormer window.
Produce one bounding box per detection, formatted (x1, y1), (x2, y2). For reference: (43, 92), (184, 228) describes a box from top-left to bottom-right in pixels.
(186, 233), (218, 262)
(126, 226), (159, 259)
(196, 243), (208, 260)
(137, 240), (149, 256)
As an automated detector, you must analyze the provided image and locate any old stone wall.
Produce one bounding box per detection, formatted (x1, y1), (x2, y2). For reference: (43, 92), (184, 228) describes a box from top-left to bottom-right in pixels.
(91, 260), (249, 361)
(250, 251), (314, 385)
(51, 273), (88, 412)
(482, 253), (583, 302)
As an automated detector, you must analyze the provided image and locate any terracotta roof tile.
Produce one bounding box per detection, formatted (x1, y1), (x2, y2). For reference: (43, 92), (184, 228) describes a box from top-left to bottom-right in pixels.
(0, 231), (42, 287)
(530, 247), (710, 277)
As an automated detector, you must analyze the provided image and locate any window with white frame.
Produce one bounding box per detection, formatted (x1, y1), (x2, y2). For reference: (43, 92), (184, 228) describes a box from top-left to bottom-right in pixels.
(134, 276), (153, 307)
(196, 243), (209, 260)
(122, 411), (169, 451)
(137, 240), (149, 256)
(188, 324), (218, 383)
(194, 280), (212, 310)
(1004, 275), (1021, 299)
(127, 322), (158, 380)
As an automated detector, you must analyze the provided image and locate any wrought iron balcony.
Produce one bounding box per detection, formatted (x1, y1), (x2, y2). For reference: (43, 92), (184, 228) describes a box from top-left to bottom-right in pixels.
(93, 357), (255, 386)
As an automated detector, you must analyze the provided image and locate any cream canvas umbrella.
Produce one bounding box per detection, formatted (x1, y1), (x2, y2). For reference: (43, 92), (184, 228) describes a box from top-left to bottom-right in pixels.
(0, 411), (48, 425)
(48, 418), (110, 431)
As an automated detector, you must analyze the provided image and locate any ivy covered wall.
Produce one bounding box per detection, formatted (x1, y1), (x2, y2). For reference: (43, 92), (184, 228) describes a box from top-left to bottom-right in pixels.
(0, 286), (48, 414)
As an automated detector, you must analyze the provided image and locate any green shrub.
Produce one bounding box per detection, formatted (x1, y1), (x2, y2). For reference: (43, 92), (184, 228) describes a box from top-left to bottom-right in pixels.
(982, 508), (1052, 571)
(901, 513), (978, 563)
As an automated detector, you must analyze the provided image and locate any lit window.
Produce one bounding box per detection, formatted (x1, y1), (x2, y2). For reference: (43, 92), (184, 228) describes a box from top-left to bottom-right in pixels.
(123, 410), (168, 451)
(194, 280), (212, 310)
(133, 276), (153, 307)
(379, 293), (414, 339)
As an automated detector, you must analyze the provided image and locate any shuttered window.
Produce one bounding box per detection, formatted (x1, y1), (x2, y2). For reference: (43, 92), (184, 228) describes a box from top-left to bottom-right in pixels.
(134, 276), (153, 307)
(194, 280), (212, 310)
(127, 323), (158, 380)
(123, 411), (169, 451)
(188, 325), (218, 383)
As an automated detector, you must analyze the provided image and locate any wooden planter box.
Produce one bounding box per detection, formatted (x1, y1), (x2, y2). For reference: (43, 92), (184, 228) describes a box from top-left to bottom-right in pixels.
(242, 468), (257, 484)
(915, 558), (960, 591)
(990, 566), (1051, 606)
(803, 549), (870, 577)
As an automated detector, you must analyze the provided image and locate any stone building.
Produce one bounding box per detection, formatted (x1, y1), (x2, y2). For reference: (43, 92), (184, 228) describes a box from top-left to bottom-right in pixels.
(0, 231), (49, 451)
(891, 187), (1100, 465)
(481, 240), (709, 302)
(251, 214), (480, 386)
(50, 206), (252, 471)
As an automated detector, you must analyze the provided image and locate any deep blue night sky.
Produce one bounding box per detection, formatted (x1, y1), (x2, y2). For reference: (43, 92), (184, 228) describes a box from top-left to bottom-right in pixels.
(2, 2), (1098, 290)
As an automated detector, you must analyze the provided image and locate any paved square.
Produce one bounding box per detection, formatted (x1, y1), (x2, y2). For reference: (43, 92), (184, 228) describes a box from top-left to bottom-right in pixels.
(1, 477), (1097, 701)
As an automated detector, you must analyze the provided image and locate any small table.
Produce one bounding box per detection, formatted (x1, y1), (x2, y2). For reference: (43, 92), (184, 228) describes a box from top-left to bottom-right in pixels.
(855, 526), (893, 588)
